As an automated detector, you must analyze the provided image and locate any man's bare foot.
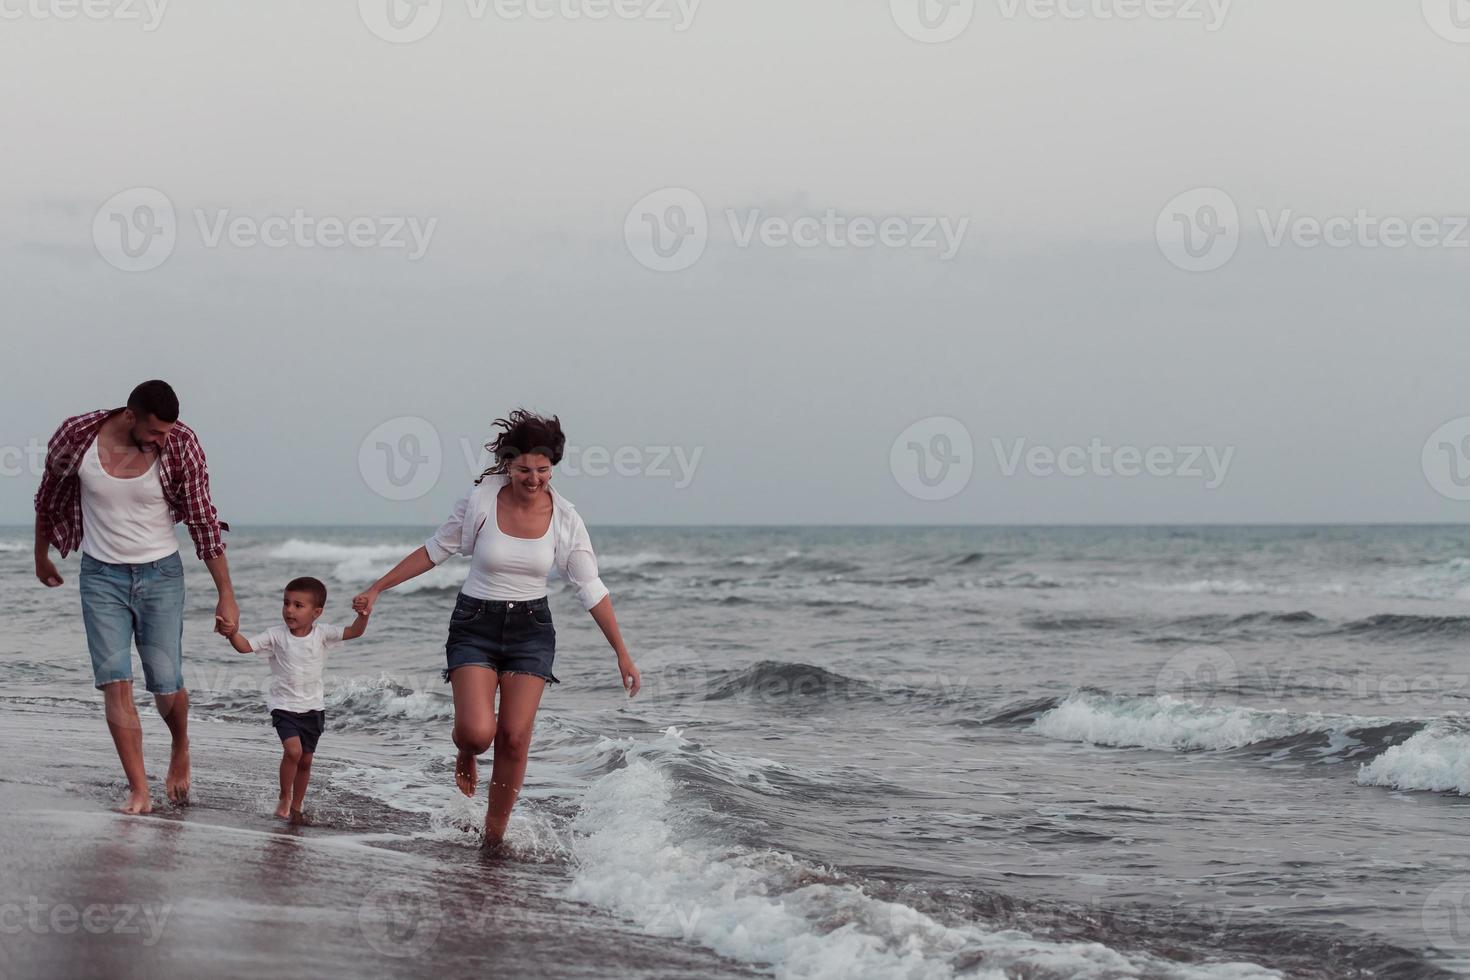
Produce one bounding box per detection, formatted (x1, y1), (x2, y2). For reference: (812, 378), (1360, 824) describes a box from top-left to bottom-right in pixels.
(455, 749), (478, 798)
(166, 741), (191, 804)
(120, 788), (152, 815)
(274, 797), (292, 819)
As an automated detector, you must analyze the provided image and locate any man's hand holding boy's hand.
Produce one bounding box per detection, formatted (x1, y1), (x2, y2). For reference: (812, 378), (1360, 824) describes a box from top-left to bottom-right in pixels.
(214, 614), (238, 638)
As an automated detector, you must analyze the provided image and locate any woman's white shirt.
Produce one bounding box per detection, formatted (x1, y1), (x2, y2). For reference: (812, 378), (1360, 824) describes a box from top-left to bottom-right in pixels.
(424, 475), (609, 610)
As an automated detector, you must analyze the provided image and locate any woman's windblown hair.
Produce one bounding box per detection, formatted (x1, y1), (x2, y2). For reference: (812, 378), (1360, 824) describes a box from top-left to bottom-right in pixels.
(475, 409), (566, 483)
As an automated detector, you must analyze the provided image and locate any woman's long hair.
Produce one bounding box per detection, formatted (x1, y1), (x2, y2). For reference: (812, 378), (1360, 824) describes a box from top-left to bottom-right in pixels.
(475, 409), (566, 484)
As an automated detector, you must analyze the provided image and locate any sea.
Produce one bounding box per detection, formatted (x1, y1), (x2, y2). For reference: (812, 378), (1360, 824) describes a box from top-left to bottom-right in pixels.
(3, 524), (1470, 979)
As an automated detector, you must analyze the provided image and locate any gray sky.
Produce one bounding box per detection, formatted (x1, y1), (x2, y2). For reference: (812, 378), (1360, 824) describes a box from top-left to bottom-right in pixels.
(3, 0), (1468, 526)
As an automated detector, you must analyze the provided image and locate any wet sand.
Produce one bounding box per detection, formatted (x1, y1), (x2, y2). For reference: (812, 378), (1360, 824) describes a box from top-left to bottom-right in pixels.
(0, 701), (757, 980)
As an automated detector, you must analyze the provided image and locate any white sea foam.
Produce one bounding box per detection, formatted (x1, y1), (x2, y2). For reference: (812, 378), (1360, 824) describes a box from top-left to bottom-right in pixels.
(324, 675), (456, 726)
(0, 541), (29, 553)
(1031, 690), (1382, 753)
(1357, 721), (1470, 795)
(567, 727), (1278, 979)
(266, 538), (464, 592)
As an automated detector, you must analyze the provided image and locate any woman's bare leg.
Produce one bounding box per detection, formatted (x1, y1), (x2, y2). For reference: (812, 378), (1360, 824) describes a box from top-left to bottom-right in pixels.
(450, 666), (498, 797)
(484, 673), (546, 846)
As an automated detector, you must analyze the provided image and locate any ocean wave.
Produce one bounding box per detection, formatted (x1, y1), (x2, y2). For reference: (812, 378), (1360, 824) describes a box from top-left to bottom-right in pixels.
(597, 551), (693, 571)
(265, 538), (464, 592)
(1334, 614), (1470, 640)
(964, 572), (1065, 590)
(0, 541), (29, 553)
(1356, 719), (1470, 795)
(1030, 689), (1401, 755)
(567, 727), (1279, 980)
(705, 662), (878, 703)
(194, 673), (455, 729)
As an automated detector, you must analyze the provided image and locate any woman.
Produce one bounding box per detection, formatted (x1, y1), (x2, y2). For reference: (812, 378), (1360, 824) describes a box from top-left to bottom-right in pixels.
(353, 410), (640, 848)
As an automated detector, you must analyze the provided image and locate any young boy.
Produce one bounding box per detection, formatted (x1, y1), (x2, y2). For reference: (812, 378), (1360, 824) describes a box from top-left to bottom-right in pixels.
(218, 576), (369, 820)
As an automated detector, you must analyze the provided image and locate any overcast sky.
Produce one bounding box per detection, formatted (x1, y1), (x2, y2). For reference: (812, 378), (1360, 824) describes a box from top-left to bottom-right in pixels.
(2, 0), (1467, 527)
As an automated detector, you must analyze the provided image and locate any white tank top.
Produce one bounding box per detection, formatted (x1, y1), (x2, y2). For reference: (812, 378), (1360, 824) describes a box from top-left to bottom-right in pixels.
(462, 492), (555, 600)
(78, 435), (179, 564)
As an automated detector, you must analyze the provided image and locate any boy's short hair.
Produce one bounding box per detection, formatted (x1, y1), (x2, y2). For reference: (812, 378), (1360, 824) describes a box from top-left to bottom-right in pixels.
(284, 577), (327, 609)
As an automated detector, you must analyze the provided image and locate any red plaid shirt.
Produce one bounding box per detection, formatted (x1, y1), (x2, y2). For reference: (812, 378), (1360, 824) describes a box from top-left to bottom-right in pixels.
(34, 409), (229, 561)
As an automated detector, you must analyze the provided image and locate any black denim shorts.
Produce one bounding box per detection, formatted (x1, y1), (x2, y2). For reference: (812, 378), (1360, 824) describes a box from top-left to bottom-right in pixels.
(443, 593), (560, 685)
(271, 708), (326, 755)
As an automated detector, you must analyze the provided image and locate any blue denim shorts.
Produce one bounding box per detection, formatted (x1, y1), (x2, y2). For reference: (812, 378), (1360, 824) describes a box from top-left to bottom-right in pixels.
(79, 551), (186, 695)
(444, 593), (559, 685)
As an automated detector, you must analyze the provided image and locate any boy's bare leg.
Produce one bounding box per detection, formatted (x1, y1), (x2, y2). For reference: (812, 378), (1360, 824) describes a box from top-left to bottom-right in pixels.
(155, 689), (191, 803)
(277, 738), (302, 819)
(290, 752), (314, 820)
(103, 681), (152, 814)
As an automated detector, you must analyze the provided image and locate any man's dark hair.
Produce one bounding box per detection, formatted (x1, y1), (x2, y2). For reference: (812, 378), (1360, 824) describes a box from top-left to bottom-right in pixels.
(127, 380), (180, 424)
(284, 577), (328, 609)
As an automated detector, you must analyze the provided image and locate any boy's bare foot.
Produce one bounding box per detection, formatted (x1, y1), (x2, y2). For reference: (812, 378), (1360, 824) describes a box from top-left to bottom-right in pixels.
(120, 788), (152, 815)
(166, 741), (191, 804)
(274, 797), (292, 819)
(455, 749), (478, 797)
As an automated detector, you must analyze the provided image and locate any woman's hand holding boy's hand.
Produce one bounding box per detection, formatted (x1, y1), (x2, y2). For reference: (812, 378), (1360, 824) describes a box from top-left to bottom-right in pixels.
(352, 589), (378, 616)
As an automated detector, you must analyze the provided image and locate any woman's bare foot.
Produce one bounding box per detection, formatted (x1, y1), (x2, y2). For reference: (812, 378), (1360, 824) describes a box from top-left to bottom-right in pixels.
(166, 741), (191, 804)
(274, 796), (292, 819)
(120, 788), (152, 815)
(455, 749), (478, 797)
(289, 809), (307, 825)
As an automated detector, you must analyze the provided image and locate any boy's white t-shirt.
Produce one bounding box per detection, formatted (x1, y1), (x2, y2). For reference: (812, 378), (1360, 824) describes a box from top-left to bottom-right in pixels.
(246, 623), (343, 712)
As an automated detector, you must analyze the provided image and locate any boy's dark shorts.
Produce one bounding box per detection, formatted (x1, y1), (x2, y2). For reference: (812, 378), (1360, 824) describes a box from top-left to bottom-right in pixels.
(271, 709), (326, 755)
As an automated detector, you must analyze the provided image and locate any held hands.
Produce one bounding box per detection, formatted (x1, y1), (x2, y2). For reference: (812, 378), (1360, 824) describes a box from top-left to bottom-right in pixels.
(618, 653), (641, 698)
(352, 589), (378, 617)
(215, 595), (239, 637)
(35, 557), (63, 588)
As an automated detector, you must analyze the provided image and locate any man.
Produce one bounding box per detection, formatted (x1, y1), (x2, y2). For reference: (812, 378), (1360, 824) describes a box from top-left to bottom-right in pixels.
(34, 380), (237, 814)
